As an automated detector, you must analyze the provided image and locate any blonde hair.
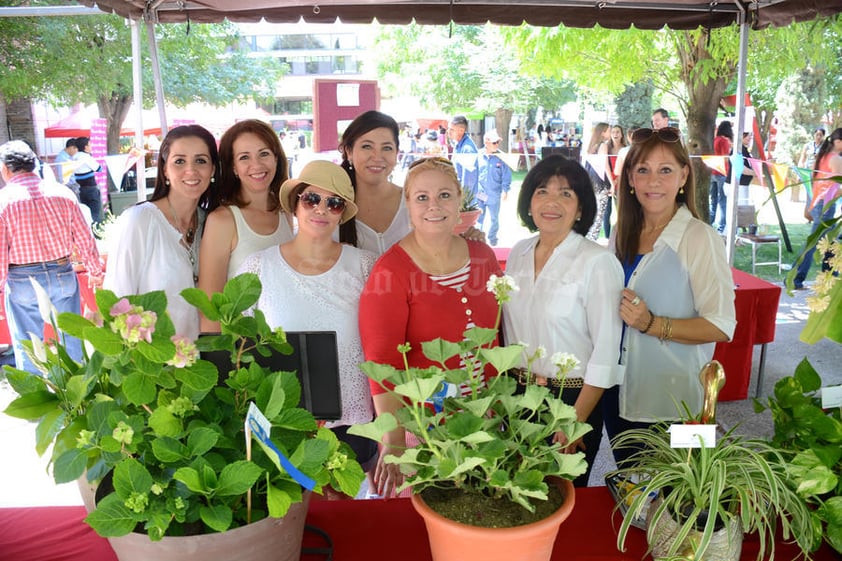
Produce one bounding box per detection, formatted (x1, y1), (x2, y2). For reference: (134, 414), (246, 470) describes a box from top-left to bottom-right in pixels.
(404, 157), (462, 199)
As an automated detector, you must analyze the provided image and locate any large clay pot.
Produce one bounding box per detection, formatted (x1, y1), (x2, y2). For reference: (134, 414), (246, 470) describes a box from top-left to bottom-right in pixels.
(106, 492), (310, 561)
(647, 495), (743, 561)
(410, 478), (575, 561)
(453, 209), (482, 235)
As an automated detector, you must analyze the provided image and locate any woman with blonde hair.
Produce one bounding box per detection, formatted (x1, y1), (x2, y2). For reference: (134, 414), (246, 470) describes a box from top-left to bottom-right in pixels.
(359, 157), (502, 497)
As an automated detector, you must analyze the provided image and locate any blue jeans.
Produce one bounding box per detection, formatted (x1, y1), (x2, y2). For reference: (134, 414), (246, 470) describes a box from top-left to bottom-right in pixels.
(477, 193), (502, 245)
(793, 200), (838, 288)
(4, 260), (81, 373)
(78, 181), (103, 226)
(709, 175), (727, 233)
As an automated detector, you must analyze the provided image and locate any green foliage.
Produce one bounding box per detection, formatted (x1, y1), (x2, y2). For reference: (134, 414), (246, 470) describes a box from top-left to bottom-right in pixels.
(772, 67), (828, 166)
(755, 359), (842, 554)
(349, 275), (589, 515)
(3, 273), (363, 540)
(610, 423), (817, 560)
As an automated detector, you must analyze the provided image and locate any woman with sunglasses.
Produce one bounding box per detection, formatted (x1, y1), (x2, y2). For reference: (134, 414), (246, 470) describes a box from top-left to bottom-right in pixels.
(502, 155), (624, 487)
(359, 157), (502, 497)
(237, 160), (378, 485)
(604, 127), (736, 466)
(198, 119), (294, 332)
(104, 125), (221, 341)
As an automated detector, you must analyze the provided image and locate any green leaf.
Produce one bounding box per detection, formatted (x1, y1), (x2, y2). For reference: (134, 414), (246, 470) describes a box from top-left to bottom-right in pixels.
(85, 493), (138, 537)
(95, 290), (119, 318)
(112, 457), (153, 498)
(181, 287), (219, 321)
(200, 504), (233, 533)
(65, 374), (96, 409)
(446, 411), (484, 439)
(819, 496), (842, 526)
(222, 273), (262, 315)
(122, 371), (157, 405)
(148, 406), (182, 437)
(187, 427), (219, 457)
(215, 461), (263, 497)
(34, 407), (67, 456)
(801, 278), (842, 344)
(56, 312), (97, 338)
(347, 414), (398, 442)
(359, 361), (400, 385)
(793, 358), (822, 392)
(266, 480), (295, 518)
(477, 345), (523, 373)
(173, 467), (207, 494)
(394, 376), (445, 403)
(52, 448), (88, 484)
(84, 327), (125, 356)
(274, 407), (317, 432)
(3, 391), (59, 420)
(421, 338), (461, 364)
(151, 437), (190, 463)
(174, 360), (218, 400)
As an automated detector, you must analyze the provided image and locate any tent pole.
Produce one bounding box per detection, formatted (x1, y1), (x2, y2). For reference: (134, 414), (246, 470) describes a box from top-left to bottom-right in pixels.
(131, 18), (146, 204)
(726, 8), (749, 265)
(146, 20), (168, 134)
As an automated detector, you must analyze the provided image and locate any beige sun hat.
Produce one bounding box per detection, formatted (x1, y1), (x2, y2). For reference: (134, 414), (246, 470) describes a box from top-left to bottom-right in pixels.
(279, 160), (358, 224)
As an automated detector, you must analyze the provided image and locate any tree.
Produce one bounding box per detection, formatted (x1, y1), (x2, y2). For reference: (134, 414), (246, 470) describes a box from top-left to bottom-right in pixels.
(372, 23), (575, 151)
(772, 68), (827, 166)
(0, 11), (284, 153)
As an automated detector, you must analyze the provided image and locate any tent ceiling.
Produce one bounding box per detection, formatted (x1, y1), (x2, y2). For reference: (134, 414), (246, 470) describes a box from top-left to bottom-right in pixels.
(83, 0), (840, 30)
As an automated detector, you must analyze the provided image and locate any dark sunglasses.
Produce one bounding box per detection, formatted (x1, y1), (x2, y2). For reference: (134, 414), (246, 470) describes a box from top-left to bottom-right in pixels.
(408, 156), (455, 170)
(298, 191), (347, 215)
(631, 127), (681, 144)
(490, 140), (501, 145)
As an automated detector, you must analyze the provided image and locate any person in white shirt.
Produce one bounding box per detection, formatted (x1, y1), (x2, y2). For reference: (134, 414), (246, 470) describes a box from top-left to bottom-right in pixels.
(606, 127), (736, 467)
(502, 154), (624, 487)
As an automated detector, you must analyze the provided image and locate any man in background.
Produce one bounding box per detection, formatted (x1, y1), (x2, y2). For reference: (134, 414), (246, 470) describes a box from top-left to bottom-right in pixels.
(652, 108), (670, 130)
(54, 138), (79, 194)
(0, 140), (103, 373)
(477, 130), (512, 246)
(448, 115), (479, 198)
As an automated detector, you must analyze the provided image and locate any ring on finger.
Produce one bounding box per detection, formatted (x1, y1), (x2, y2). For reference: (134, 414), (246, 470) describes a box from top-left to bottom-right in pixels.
(631, 296), (641, 306)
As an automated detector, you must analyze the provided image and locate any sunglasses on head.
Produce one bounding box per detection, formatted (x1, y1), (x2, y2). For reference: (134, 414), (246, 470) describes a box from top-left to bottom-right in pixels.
(408, 156), (455, 170)
(631, 127), (681, 144)
(298, 191), (347, 215)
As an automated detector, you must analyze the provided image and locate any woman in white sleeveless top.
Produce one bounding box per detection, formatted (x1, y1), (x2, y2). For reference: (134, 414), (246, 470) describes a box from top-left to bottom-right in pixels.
(198, 119), (294, 332)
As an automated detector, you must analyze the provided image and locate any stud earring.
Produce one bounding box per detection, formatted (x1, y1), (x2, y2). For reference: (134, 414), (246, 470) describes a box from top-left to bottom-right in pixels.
(348, 162), (353, 170)
(630, 187), (634, 195)
(679, 186), (684, 194)
(165, 179), (170, 186)
(210, 177), (216, 183)
(527, 211), (532, 216)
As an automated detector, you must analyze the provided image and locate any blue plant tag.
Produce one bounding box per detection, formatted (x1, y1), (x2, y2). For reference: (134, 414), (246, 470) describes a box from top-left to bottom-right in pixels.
(246, 402), (316, 490)
(428, 382), (459, 413)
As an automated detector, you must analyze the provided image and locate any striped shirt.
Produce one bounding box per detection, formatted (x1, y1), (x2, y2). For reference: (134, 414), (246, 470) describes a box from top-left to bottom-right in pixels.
(0, 172), (102, 287)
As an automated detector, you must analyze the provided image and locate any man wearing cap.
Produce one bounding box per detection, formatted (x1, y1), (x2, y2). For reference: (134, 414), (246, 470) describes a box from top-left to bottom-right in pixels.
(0, 140), (103, 373)
(478, 130), (512, 246)
(448, 115), (479, 198)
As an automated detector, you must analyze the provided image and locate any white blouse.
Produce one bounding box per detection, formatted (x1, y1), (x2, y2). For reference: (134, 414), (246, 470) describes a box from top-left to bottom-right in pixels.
(238, 244), (377, 427)
(502, 232), (625, 388)
(104, 202), (200, 341)
(334, 193), (410, 257)
(227, 206), (294, 278)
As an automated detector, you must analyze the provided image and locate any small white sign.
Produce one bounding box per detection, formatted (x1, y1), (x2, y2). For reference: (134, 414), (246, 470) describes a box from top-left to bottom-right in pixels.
(668, 424), (717, 448)
(336, 83), (360, 107)
(821, 385), (842, 409)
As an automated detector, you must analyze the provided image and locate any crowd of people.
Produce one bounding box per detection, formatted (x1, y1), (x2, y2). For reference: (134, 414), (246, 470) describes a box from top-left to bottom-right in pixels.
(1, 104), (767, 495)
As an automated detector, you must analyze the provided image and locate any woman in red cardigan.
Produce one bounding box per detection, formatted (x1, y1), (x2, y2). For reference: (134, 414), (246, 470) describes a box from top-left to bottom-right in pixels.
(358, 157), (502, 497)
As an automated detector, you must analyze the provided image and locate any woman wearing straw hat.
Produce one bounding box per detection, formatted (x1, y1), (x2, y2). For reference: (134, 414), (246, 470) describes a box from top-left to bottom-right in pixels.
(237, 160), (379, 482)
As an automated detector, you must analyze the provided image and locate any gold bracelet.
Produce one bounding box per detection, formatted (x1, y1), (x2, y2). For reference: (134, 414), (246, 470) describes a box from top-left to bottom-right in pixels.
(640, 311), (655, 334)
(659, 316), (673, 342)
(666, 317), (673, 341)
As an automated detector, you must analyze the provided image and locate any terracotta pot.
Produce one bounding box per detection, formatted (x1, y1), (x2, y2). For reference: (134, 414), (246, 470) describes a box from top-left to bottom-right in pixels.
(410, 478), (575, 561)
(453, 209), (482, 235)
(647, 495), (743, 561)
(106, 493), (310, 561)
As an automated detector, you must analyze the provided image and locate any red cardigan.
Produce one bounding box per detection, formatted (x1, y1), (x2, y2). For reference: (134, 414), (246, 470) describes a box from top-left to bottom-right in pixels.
(359, 240), (502, 395)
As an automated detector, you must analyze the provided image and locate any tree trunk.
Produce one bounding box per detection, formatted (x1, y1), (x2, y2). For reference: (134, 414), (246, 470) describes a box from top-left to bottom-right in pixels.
(98, 92), (133, 155)
(494, 107), (513, 153)
(676, 30), (734, 223)
(5, 96), (37, 150)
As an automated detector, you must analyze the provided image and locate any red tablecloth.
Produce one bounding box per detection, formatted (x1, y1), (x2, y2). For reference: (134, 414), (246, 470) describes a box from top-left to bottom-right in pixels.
(0, 487), (832, 561)
(714, 268), (781, 401)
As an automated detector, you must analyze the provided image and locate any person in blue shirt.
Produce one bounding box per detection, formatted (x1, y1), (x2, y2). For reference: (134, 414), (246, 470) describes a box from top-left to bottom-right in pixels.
(447, 115), (479, 198)
(477, 130), (512, 246)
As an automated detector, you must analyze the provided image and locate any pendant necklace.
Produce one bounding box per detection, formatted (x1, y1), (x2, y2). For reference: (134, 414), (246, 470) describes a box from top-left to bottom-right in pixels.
(167, 196), (197, 247)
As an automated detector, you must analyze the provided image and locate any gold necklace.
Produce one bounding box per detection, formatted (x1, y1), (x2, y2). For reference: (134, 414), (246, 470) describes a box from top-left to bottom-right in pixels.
(643, 207), (678, 233)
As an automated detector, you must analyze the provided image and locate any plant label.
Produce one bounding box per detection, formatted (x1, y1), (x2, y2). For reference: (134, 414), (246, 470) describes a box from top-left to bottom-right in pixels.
(821, 385), (842, 409)
(246, 402), (316, 490)
(668, 424), (716, 448)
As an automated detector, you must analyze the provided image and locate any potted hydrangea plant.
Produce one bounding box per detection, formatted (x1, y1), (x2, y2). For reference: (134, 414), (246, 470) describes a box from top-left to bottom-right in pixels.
(349, 274), (589, 561)
(3, 273), (364, 560)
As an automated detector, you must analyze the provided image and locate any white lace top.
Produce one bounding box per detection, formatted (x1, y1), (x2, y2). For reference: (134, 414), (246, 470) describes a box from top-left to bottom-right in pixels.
(237, 244), (377, 427)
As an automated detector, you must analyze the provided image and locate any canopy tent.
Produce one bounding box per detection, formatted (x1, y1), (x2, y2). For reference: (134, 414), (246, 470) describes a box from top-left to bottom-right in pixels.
(82, 0), (839, 30)
(44, 107), (162, 138)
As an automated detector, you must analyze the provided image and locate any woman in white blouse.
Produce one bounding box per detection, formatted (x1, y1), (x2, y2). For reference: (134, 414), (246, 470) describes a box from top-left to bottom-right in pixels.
(502, 154), (624, 487)
(238, 160), (378, 478)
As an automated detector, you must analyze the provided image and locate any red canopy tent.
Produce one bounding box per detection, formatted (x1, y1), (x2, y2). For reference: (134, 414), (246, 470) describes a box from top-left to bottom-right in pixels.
(44, 107), (162, 138)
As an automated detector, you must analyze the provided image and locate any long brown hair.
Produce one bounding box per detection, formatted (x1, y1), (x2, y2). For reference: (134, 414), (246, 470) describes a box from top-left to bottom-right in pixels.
(614, 131), (697, 264)
(150, 125), (221, 212)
